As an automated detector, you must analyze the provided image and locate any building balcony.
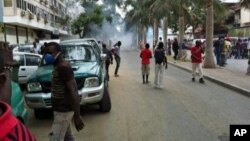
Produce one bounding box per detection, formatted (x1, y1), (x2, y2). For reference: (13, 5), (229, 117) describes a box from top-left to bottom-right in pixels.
(3, 8), (69, 35)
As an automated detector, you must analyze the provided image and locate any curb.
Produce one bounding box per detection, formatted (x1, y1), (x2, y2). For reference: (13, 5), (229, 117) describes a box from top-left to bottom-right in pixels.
(168, 61), (250, 97)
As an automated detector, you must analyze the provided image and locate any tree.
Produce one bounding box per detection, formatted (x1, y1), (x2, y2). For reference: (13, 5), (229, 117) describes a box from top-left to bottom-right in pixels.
(71, 6), (104, 38)
(241, 0), (250, 8)
(124, 0), (154, 45)
(203, 0), (216, 68)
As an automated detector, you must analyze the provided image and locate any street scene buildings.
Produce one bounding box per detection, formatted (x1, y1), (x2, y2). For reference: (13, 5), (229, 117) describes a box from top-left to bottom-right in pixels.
(0, 0), (250, 141)
(0, 0), (69, 44)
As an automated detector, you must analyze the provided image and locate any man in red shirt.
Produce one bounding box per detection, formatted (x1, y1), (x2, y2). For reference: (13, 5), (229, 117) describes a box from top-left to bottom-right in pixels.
(191, 40), (205, 83)
(140, 43), (152, 84)
(0, 41), (36, 141)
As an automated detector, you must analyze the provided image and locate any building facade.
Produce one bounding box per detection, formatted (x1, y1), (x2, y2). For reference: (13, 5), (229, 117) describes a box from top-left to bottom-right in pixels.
(0, 0), (70, 44)
(233, 4), (250, 37)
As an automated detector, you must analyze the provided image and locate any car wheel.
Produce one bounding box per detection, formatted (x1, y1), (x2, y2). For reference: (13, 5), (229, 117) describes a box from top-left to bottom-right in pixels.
(99, 86), (111, 112)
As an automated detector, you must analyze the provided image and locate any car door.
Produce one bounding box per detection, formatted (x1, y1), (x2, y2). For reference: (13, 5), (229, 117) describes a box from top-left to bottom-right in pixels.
(23, 54), (41, 83)
(13, 54), (26, 84)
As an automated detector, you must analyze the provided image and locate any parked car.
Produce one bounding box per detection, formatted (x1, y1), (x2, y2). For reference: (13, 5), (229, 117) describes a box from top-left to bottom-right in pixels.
(13, 42), (45, 54)
(11, 81), (29, 124)
(25, 39), (111, 119)
(13, 52), (42, 86)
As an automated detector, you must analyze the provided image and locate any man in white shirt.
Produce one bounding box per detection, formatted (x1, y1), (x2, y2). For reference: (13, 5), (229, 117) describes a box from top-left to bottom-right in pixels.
(112, 41), (122, 77)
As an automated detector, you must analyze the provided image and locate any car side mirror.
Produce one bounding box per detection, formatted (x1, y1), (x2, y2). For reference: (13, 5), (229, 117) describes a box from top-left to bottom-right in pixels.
(100, 53), (107, 61)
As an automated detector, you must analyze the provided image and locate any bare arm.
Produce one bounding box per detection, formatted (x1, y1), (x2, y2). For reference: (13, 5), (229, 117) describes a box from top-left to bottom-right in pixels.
(65, 79), (80, 117)
(0, 71), (11, 104)
(0, 42), (13, 104)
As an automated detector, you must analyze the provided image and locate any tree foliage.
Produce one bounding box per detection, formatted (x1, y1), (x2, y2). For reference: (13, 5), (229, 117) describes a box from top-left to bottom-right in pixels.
(241, 0), (250, 8)
(71, 6), (104, 38)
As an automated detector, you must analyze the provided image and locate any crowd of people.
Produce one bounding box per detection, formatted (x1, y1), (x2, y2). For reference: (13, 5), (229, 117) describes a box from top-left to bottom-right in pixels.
(138, 37), (205, 89)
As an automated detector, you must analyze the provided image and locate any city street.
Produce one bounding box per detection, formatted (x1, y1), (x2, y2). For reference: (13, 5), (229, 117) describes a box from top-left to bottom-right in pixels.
(27, 50), (250, 141)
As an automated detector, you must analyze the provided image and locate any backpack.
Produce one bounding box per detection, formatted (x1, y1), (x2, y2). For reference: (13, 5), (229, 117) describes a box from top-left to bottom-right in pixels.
(155, 49), (165, 64)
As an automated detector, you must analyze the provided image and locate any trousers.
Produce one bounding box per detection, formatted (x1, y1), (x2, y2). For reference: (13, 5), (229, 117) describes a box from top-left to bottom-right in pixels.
(50, 111), (75, 141)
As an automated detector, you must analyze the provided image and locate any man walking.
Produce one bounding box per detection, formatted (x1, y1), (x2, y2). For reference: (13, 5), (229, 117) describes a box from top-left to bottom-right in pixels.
(191, 40), (205, 83)
(172, 38), (179, 60)
(154, 42), (167, 88)
(112, 41), (122, 77)
(102, 43), (113, 81)
(167, 38), (172, 55)
(140, 43), (152, 84)
(43, 42), (84, 141)
(221, 38), (231, 66)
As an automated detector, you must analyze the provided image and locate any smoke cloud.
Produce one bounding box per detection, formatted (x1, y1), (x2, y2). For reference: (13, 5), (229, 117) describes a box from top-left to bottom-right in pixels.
(89, 20), (136, 50)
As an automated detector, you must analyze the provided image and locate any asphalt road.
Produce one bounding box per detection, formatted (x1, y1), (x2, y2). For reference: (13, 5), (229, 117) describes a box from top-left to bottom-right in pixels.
(27, 50), (250, 141)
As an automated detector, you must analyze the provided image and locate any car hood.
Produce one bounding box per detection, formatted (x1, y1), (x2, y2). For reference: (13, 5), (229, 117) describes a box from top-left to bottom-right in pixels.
(71, 62), (100, 78)
(28, 62), (100, 82)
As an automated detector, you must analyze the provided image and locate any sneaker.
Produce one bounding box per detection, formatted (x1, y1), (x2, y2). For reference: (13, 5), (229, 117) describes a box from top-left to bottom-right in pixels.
(192, 78), (195, 82)
(199, 78), (205, 84)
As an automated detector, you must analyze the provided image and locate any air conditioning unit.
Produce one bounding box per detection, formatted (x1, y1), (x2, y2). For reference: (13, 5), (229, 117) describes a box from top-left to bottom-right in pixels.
(29, 13), (34, 20)
(37, 15), (41, 21)
(21, 10), (26, 17)
(44, 18), (48, 24)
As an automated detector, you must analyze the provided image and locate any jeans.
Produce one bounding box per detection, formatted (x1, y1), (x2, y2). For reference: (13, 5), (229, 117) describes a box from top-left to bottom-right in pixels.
(114, 56), (120, 75)
(105, 61), (110, 80)
(50, 111), (75, 141)
(215, 50), (221, 65)
(192, 63), (203, 79)
(154, 64), (164, 88)
(221, 54), (226, 66)
(173, 49), (178, 60)
(236, 49), (241, 59)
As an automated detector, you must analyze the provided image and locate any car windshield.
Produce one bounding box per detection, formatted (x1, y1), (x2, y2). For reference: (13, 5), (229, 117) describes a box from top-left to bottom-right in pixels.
(61, 44), (97, 62)
(41, 44), (97, 65)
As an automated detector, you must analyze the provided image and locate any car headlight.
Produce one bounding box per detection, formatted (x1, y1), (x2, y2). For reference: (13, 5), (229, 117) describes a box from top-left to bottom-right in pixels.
(27, 82), (42, 92)
(84, 77), (99, 88)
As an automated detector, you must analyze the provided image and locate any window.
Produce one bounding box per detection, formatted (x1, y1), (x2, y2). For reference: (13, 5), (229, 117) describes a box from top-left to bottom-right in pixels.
(23, 1), (27, 10)
(16, 0), (21, 8)
(26, 55), (41, 66)
(4, 0), (12, 7)
(13, 54), (25, 66)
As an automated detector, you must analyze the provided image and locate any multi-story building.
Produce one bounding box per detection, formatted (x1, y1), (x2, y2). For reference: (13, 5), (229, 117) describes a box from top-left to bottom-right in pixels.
(0, 0), (70, 44)
(234, 5), (250, 36)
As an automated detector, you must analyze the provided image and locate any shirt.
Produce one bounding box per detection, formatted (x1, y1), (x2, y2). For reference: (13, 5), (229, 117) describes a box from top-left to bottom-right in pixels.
(247, 41), (250, 50)
(140, 49), (152, 64)
(0, 101), (36, 141)
(191, 46), (202, 63)
(112, 45), (120, 57)
(103, 48), (113, 63)
(51, 62), (74, 112)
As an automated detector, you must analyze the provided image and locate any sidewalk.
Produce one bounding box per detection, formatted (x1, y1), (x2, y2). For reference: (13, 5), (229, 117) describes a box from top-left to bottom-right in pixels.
(167, 55), (250, 97)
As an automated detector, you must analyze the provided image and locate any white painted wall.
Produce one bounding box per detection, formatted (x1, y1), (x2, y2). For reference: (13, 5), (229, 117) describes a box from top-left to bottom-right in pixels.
(241, 8), (250, 26)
